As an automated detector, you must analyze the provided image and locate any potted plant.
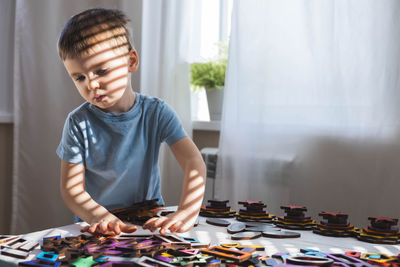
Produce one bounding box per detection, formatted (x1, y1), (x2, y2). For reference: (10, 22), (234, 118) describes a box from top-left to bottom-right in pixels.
(190, 43), (227, 121)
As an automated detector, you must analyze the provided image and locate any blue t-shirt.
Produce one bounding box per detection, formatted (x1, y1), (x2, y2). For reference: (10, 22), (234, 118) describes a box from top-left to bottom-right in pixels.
(56, 93), (187, 212)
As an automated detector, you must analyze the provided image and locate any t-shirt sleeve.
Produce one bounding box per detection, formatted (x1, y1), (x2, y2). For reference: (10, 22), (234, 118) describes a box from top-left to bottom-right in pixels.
(158, 101), (188, 146)
(56, 115), (85, 164)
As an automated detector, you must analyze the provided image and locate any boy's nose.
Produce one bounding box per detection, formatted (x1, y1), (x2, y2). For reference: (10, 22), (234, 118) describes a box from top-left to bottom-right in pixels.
(88, 79), (100, 91)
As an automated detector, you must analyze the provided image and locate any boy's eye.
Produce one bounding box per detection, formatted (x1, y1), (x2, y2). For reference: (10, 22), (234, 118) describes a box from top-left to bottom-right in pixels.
(96, 69), (108, 76)
(75, 75), (85, 82)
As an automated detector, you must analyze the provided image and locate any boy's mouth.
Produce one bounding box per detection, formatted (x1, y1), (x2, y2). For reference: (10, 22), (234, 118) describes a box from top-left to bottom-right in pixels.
(94, 95), (106, 102)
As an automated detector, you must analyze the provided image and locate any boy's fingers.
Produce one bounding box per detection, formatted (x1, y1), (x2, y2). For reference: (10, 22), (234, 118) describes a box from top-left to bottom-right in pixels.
(152, 217), (168, 228)
(120, 223), (137, 233)
(150, 217), (169, 232)
(112, 223), (121, 235)
(99, 221), (108, 233)
(176, 222), (192, 233)
(107, 222), (118, 234)
(143, 217), (168, 232)
(89, 223), (99, 233)
(168, 221), (183, 233)
(142, 217), (159, 229)
(80, 226), (90, 233)
(159, 219), (177, 235)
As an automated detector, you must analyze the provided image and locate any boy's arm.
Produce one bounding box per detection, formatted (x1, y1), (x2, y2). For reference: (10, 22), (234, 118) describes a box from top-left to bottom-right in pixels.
(60, 160), (137, 234)
(142, 137), (206, 234)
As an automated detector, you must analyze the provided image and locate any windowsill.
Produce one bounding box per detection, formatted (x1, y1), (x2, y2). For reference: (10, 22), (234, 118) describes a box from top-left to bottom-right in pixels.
(192, 120), (221, 131)
(0, 113), (13, 123)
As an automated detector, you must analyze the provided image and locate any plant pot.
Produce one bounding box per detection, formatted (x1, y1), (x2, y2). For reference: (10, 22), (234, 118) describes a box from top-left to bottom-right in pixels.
(205, 87), (224, 121)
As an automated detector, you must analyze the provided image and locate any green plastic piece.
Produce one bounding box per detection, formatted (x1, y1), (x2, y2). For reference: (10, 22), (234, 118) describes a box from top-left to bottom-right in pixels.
(71, 256), (98, 267)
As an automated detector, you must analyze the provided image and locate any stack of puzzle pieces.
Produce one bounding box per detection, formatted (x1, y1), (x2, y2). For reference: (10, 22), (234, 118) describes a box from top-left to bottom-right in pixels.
(15, 233), (210, 266)
(7, 236), (400, 267)
(2, 229), (400, 266)
(269, 248), (400, 267)
(357, 217), (400, 244)
(313, 211), (359, 237)
(201, 199), (400, 245)
(0, 235), (39, 260)
(274, 205), (316, 230)
(110, 199), (163, 225)
(200, 200), (236, 218)
(236, 201), (275, 223)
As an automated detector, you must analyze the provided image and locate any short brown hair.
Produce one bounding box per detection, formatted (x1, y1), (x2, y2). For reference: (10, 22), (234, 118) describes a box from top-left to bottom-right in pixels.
(57, 8), (133, 60)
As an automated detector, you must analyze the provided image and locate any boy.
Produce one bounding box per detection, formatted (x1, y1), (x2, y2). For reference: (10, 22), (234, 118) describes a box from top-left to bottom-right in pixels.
(56, 8), (206, 235)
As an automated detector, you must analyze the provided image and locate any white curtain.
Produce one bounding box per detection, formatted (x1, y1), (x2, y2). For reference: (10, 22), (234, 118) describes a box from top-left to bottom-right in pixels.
(217, 0), (400, 226)
(141, 1), (196, 205)
(12, 0), (142, 234)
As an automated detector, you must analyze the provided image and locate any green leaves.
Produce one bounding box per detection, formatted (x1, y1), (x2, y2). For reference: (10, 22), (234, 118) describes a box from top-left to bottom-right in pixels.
(190, 42), (228, 92)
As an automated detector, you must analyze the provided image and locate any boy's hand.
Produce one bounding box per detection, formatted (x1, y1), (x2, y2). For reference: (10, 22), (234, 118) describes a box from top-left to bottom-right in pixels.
(80, 213), (137, 235)
(142, 209), (198, 235)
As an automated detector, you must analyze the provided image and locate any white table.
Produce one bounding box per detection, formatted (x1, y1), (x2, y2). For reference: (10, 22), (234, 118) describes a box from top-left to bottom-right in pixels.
(1, 215), (400, 266)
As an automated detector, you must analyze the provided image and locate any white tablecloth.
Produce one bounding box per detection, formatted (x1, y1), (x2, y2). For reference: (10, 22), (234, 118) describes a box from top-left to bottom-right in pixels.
(1, 215), (400, 266)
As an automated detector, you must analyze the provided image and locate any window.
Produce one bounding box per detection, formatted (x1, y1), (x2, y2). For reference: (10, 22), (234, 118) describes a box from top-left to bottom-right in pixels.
(190, 0), (233, 122)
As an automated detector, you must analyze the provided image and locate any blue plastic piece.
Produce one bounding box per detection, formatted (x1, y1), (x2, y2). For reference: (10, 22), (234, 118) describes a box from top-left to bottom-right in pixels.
(42, 235), (61, 241)
(265, 258), (278, 266)
(19, 259), (61, 267)
(305, 251), (327, 257)
(368, 254), (381, 259)
(37, 251), (59, 262)
(180, 236), (200, 243)
(300, 248), (319, 253)
(94, 256), (109, 262)
(272, 252), (291, 261)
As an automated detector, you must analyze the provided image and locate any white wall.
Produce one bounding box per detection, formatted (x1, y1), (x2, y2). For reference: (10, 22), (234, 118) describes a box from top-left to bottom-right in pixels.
(0, 0), (15, 122)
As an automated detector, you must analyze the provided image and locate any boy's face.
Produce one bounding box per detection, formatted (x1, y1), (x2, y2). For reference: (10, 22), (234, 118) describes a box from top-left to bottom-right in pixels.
(63, 42), (138, 113)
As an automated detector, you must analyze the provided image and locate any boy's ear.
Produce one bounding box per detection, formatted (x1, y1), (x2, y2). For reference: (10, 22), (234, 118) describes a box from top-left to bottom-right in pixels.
(128, 49), (139, 73)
